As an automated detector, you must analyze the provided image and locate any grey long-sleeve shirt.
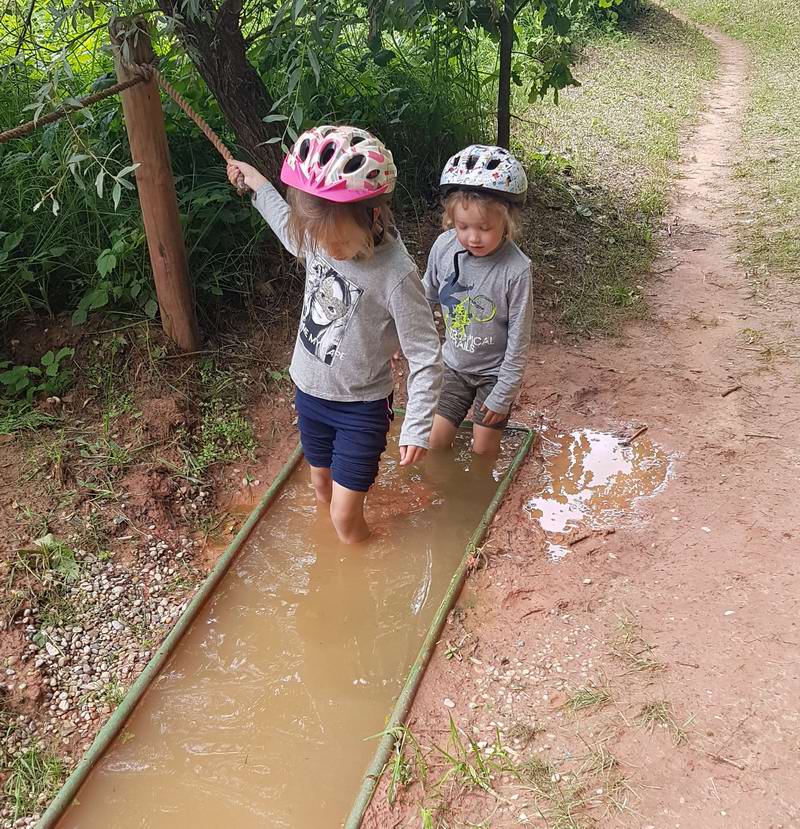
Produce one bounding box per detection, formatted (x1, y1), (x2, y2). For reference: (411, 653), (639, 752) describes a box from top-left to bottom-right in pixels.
(253, 183), (442, 448)
(422, 229), (532, 414)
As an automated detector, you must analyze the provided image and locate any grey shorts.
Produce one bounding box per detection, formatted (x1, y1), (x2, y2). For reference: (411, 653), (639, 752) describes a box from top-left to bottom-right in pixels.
(437, 366), (510, 431)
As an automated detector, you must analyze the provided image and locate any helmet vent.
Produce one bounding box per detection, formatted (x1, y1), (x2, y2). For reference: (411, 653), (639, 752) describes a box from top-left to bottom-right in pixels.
(465, 155), (478, 170)
(319, 141), (337, 166)
(298, 138), (311, 162)
(343, 155), (366, 174)
(486, 158), (501, 170)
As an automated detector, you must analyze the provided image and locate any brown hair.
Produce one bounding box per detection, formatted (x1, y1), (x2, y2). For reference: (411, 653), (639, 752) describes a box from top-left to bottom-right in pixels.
(442, 190), (521, 241)
(287, 187), (395, 259)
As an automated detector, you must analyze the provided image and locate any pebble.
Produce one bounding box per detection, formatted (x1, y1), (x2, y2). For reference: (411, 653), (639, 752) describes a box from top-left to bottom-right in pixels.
(443, 698), (456, 708)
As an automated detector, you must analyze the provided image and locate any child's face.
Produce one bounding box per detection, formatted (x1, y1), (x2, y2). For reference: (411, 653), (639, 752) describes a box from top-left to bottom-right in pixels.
(319, 214), (368, 261)
(451, 200), (506, 257)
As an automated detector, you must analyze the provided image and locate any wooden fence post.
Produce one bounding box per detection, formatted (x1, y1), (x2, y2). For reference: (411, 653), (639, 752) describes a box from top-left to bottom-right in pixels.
(109, 16), (201, 353)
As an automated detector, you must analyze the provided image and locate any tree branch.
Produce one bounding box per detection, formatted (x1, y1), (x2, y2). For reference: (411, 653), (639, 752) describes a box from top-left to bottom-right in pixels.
(15, 0), (37, 56)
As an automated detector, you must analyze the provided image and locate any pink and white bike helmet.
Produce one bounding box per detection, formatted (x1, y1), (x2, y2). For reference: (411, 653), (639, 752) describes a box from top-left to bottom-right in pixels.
(440, 144), (528, 204)
(280, 125), (397, 203)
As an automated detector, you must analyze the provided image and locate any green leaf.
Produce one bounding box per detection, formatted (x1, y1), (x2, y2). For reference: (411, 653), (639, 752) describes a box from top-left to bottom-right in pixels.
(373, 48), (395, 67)
(89, 285), (108, 310)
(2, 230), (22, 252)
(40, 351), (55, 367)
(307, 49), (320, 84)
(112, 181), (122, 210)
(262, 113), (289, 123)
(95, 170), (105, 198)
(145, 298), (159, 319)
(271, 0), (291, 29)
(287, 66), (302, 94)
(96, 252), (117, 277)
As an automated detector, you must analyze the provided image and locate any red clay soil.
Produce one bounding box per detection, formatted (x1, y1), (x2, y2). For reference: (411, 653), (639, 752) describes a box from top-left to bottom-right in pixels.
(365, 18), (800, 829)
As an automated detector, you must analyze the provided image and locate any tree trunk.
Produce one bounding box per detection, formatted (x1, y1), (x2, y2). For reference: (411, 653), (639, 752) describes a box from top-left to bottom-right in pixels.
(496, 0), (514, 149)
(156, 0), (282, 179)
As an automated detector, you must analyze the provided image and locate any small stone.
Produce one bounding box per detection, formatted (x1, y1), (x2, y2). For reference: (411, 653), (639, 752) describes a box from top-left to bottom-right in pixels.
(58, 699), (70, 712)
(582, 578), (592, 585)
(443, 698), (456, 709)
(724, 610), (735, 616)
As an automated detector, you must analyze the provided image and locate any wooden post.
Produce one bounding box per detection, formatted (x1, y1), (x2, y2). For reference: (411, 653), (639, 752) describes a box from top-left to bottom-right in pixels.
(110, 17), (201, 353)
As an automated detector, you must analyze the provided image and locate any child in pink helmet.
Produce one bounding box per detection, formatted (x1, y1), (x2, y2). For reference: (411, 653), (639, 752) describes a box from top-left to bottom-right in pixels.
(229, 126), (442, 543)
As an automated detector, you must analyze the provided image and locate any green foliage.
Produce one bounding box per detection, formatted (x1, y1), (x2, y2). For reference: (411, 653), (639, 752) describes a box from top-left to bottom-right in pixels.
(3, 744), (65, 821)
(0, 0), (644, 332)
(0, 347), (74, 401)
(182, 399), (257, 476)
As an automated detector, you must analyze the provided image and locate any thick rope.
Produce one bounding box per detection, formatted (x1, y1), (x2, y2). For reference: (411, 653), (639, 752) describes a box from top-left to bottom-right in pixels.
(0, 75), (146, 144)
(147, 66), (248, 194)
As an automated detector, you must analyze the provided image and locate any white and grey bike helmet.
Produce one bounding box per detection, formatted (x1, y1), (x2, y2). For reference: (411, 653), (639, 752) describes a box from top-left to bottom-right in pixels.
(439, 144), (528, 204)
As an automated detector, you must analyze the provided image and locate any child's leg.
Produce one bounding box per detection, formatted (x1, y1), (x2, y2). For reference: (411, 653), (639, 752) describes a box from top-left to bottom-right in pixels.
(295, 389), (335, 506)
(329, 407), (392, 544)
(329, 483), (370, 544)
(472, 424), (503, 456)
(432, 367), (475, 449)
(309, 466), (333, 504)
(471, 377), (510, 457)
(429, 414), (459, 449)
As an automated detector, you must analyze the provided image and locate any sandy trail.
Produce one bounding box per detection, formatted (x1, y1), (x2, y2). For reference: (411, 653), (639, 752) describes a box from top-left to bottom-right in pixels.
(366, 15), (800, 829)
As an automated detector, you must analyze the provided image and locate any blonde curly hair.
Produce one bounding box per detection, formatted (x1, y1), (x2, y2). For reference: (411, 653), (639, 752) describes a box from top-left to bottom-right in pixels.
(442, 190), (521, 241)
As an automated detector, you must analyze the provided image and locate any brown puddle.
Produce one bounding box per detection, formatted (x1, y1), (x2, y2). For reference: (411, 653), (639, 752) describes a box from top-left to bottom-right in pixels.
(525, 429), (670, 559)
(57, 424), (520, 829)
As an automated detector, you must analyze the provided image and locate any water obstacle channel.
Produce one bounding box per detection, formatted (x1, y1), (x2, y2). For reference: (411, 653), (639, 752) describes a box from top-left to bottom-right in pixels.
(40, 420), (533, 829)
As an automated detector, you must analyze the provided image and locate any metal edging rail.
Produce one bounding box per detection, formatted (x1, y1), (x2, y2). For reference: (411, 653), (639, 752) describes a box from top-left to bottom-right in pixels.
(37, 443), (305, 829)
(343, 423), (535, 829)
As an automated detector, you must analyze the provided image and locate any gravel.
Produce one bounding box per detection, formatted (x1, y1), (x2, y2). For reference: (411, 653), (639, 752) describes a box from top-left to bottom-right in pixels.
(0, 532), (203, 828)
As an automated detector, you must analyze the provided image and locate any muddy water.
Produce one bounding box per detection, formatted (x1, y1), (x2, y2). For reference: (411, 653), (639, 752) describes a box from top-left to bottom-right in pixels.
(57, 426), (519, 829)
(525, 429), (670, 558)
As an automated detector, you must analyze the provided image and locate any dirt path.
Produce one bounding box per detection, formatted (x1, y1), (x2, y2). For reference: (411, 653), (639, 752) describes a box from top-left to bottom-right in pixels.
(366, 15), (800, 829)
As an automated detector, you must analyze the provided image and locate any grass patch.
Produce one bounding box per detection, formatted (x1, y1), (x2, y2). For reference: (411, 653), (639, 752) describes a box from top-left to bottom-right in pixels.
(388, 719), (634, 828)
(662, 0), (800, 277)
(636, 700), (691, 744)
(2, 536), (80, 625)
(519, 3), (718, 333)
(0, 400), (58, 435)
(3, 744), (65, 821)
(181, 399), (256, 477)
(563, 685), (613, 714)
(610, 611), (664, 673)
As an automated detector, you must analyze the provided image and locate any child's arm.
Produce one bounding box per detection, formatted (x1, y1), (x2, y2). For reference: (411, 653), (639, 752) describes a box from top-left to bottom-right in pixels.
(421, 237), (443, 308)
(227, 161), (301, 258)
(482, 269), (533, 418)
(389, 273), (443, 464)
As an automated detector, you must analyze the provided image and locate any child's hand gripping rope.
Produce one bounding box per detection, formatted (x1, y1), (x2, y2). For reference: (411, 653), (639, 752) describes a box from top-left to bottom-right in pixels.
(227, 161), (266, 194)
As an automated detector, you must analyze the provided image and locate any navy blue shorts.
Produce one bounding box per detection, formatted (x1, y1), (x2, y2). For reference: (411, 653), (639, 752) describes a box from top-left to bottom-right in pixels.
(295, 388), (394, 493)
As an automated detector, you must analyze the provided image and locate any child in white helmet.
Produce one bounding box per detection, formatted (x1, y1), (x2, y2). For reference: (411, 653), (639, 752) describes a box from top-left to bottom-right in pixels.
(228, 126), (442, 543)
(422, 145), (532, 456)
